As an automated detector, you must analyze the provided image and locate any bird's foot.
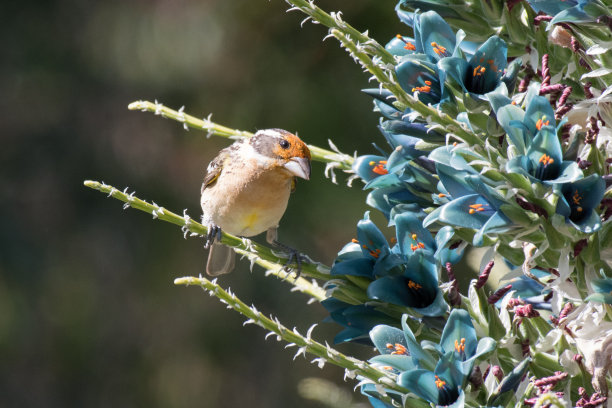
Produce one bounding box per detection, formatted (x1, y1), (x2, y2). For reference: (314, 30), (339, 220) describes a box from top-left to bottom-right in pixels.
(204, 224), (222, 249)
(272, 240), (304, 278)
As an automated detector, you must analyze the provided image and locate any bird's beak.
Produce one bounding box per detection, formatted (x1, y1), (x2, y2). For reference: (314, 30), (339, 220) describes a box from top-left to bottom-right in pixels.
(283, 157), (311, 180)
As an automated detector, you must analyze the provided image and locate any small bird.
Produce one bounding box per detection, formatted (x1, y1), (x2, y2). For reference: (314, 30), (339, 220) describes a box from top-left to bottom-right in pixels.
(200, 128), (312, 276)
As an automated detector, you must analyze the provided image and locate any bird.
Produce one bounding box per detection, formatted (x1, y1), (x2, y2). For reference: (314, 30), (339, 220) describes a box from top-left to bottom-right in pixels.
(200, 128), (311, 276)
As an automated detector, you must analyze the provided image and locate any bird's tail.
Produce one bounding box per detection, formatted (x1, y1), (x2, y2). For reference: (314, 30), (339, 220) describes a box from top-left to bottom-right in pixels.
(206, 242), (236, 276)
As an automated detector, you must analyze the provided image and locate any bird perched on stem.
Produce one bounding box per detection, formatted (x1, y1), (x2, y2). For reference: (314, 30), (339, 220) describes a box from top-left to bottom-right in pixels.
(200, 129), (311, 276)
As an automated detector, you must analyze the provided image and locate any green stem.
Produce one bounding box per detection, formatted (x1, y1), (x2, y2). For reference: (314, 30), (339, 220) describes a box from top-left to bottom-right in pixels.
(127, 100), (355, 171)
(330, 30), (483, 148)
(283, 0), (396, 66)
(174, 275), (418, 400)
(83, 180), (332, 284)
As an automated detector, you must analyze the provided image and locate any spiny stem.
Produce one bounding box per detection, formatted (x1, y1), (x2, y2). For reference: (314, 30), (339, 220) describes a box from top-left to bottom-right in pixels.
(174, 275), (416, 399)
(330, 29), (409, 108)
(330, 30), (482, 148)
(284, 0), (396, 66)
(83, 180), (332, 283)
(127, 100), (354, 171)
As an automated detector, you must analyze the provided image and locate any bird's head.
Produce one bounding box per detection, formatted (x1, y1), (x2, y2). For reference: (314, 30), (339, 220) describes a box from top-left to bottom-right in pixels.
(249, 129), (311, 180)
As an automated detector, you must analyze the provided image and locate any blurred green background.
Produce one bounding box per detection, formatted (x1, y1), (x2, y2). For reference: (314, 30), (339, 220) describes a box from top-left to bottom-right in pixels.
(0, 1), (411, 406)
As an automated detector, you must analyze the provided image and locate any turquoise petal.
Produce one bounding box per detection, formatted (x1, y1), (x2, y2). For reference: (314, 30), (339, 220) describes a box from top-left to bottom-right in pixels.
(570, 209), (602, 233)
(402, 314), (438, 369)
(395, 212), (436, 257)
(435, 353), (464, 396)
(436, 165), (476, 198)
(467, 36), (507, 94)
(546, 160), (582, 184)
(474, 210), (513, 246)
(433, 194), (493, 229)
(330, 257), (374, 277)
(526, 125), (562, 180)
(497, 104), (527, 154)
(398, 369), (441, 404)
(550, 5), (592, 24)
(386, 35), (417, 57)
(357, 212), (390, 257)
(439, 309), (477, 359)
(370, 324), (408, 354)
(353, 155), (389, 182)
(396, 58), (443, 105)
(416, 10), (456, 62)
(369, 354), (416, 372)
(527, 0), (576, 15)
(438, 57), (469, 93)
(524, 95), (556, 136)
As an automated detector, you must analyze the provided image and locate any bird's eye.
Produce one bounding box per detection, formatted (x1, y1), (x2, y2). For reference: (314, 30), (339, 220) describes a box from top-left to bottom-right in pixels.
(279, 139), (290, 149)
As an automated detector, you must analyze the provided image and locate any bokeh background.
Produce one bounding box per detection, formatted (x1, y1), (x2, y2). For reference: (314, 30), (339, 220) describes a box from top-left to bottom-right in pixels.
(0, 1), (415, 407)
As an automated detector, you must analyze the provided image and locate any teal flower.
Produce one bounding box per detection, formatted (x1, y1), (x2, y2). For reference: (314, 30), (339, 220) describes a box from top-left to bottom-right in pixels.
(397, 56), (448, 106)
(438, 36), (508, 99)
(506, 125), (583, 185)
(321, 298), (398, 344)
(388, 10), (462, 62)
(526, 0), (609, 24)
(398, 355), (465, 408)
(423, 150), (514, 246)
(381, 310), (496, 407)
(366, 253), (448, 316)
(330, 212), (402, 278)
(556, 174), (606, 233)
(494, 94), (560, 156)
(412, 10), (462, 63)
(586, 277), (612, 304)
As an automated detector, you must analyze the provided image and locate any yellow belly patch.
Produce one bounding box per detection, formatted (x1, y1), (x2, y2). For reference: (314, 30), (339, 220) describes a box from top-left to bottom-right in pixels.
(242, 212), (259, 230)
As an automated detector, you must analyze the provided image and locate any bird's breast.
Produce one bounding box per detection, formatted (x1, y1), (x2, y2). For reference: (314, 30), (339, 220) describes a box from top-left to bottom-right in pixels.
(201, 165), (294, 237)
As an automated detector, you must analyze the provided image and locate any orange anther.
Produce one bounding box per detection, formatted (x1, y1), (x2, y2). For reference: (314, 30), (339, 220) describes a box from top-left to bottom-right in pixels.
(407, 280), (422, 290)
(538, 154), (554, 166)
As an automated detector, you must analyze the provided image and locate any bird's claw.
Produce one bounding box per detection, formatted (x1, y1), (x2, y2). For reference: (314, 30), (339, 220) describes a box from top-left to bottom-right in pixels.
(204, 224), (222, 249)
(272, 240), (304, 278)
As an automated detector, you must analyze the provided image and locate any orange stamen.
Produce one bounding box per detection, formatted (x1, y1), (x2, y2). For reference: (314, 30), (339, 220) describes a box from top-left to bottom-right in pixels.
(431, 41), (447, 55)
(536, 117), (550, 130)
(411, 85), (431, 93)
(395, 34), (416, 51)
(468, 203), (486, 214)
(454, 338), (466, 353)
(572, 190), (582, 205)
(435, 375), (446, 389)
(407, 280), (422, 290)
(370, 160), (388, 175)
(538, 154), (554, 166)
(386, 343), (408, 355)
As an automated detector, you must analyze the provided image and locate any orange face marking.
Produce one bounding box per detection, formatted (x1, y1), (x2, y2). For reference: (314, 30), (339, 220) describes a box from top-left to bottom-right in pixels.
(272, 133), (311, 161)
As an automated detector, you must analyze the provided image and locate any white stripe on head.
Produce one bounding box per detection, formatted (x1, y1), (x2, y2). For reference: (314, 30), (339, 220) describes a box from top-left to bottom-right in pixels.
(256, 129), (284, 139)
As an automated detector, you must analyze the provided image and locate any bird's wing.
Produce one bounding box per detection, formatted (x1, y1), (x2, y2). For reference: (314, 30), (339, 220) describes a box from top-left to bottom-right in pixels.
(201, 146), (233, 193)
